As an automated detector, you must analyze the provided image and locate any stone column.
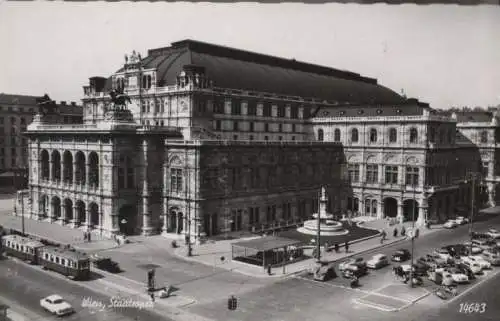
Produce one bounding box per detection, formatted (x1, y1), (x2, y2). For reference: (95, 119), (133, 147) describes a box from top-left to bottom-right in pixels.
(60, 203), (66, 225)
(71, 204), (78, 227)
(49, 161), (53, 181)
(47, 196), (54, 222)
(86, 207), (91, 231)
(85, 159), (90, 186)
(397, 202), (404, 223)
(377, 199), (384, 219)
(162, 162), (169, 235)
(141, 139), (152, 236)
(72, 161), (77, 185)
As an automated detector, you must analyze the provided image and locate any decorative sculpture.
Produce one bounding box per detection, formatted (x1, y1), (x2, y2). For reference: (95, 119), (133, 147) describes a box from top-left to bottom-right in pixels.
(109, 89), (131, 106)
(35, 94), (57, 115)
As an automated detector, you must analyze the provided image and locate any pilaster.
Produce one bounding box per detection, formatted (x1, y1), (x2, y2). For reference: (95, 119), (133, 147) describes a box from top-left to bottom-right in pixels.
(141, 139), (152, 236)
(86, 207), (91, 231)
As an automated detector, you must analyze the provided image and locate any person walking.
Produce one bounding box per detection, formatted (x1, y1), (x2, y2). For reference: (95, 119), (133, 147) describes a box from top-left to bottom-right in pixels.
(380, 230), (387, 244)
(345, 241), (349, 253)
(334, 243), (339, 253)
(267, 264), (272, 276)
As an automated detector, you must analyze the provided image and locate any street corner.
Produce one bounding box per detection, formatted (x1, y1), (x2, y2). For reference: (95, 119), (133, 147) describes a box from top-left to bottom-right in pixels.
(375, 283), (430, 304)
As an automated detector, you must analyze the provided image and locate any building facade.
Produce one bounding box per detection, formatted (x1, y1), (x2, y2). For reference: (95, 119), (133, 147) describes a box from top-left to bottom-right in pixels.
(0, 94), (82, 175)
(21, 40), (496, 240)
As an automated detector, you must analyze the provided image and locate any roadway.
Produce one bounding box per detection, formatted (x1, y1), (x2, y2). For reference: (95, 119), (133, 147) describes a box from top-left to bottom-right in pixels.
(0, 257), (175, 321)
(186, 214), (500, 321)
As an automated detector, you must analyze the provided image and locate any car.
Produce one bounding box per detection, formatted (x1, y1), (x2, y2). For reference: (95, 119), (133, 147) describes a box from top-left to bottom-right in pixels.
(468, 255), (492, 269)
(400, 263), (428, 276)
(367, 254), (389, 269)
(313, 262), (337, 281)
(417, 256), (438, 269)
(427, 269), (443, 284)
(444, 244), (469, 257)
(339, 257), (365, 271)
(40, 295), (74, 316)
(433, 249), (453, 262)
(460, 257), (483, 274)
(454, 216), (469, 225)
(486, 228), (500, 239)
(463, 241), (483, 254)
(90, 254), (121, 273)
(445, 268), (469, 284)
(472, 239), (497, 251)
(444, 220), (458, 229)
(482, 250), (500, 266)
(342, 263), (367, 278)
(471, 232), (492, 240)
(392, 249), (411, 262)
(455, 262), (476, 280)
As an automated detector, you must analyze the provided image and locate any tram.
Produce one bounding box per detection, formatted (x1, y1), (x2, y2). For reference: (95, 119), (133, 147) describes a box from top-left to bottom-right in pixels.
(38, 246), (91, 280)
(1, 234), (44, 264)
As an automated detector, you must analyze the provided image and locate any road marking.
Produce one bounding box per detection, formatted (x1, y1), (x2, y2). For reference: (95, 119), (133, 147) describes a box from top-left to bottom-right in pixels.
(354, 298), (397, 312)
(447, 268), (500, 304)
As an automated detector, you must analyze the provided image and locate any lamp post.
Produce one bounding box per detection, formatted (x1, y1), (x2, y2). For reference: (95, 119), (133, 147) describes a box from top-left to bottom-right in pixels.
(409, 181), (417, 288)
(315, 190), (321, 263)
(465, 172), (482, 254)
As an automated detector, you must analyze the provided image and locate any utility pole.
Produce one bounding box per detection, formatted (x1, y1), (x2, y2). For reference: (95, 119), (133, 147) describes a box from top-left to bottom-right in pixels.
(315, 190), (321, 263)
(469, 173), (477, 255)
(409, 182), (416, 288)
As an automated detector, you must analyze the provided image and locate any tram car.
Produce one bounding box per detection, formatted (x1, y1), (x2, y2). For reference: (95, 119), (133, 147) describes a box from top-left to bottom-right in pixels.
(1, 234), (44, 264)
(38, 246), (91, 280)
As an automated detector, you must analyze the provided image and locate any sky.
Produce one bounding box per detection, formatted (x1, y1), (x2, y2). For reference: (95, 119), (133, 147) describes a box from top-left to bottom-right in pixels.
(0, 3), (499, 109)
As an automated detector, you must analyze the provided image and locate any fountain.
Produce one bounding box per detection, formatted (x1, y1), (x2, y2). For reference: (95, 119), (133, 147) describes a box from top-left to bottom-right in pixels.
(297, 187), (349, 236)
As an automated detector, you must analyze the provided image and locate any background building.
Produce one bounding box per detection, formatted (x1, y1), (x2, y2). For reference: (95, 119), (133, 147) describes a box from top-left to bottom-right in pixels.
(0, 94), (82, 189)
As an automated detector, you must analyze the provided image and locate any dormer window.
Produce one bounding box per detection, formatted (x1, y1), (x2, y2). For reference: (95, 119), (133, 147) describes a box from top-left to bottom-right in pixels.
(141, 75), (152, 89)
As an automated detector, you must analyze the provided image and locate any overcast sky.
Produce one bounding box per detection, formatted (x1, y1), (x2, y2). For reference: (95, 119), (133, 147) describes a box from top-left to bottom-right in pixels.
(0, 3), (499, 109)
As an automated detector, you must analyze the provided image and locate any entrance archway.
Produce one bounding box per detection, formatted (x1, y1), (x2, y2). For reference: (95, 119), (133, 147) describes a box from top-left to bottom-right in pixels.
(76, 201), (85, 224)
(51, 196), (61, 219)
(64, 199), (73, 222)
(383, 197), (398, 218)
(169, 210), (184, 234)
(403, 199), (418, 221)
(89, 203), (99, 227)
(118, 204), (137, 235)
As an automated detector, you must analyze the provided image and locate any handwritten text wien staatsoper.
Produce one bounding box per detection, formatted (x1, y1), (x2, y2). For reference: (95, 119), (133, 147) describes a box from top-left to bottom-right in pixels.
(81, 296), (154, 311)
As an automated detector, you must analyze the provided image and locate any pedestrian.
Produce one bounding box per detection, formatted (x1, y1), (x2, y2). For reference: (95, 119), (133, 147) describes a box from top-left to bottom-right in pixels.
(334, 243), (339, 253)
(150, 293), (155, 302)
(87, 232), (91, 242)
(267, 264), (272, 275)
(393, 228), (398, 238)
(380, 230), (387, 244)
(345, 241), (349, 253)
(83, 232), (87, 243)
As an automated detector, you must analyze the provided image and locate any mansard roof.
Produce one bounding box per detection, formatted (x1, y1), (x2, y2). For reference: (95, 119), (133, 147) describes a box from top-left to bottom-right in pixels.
(117, 40), (406, 105)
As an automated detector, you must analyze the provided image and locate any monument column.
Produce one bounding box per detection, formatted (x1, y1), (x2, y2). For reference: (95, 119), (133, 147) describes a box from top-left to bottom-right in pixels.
(141, 139), (152, 235)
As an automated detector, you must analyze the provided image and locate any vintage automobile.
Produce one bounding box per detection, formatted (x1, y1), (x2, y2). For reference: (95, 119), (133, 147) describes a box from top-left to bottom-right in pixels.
(313, 262), (338, 282)
(433, 249), (453, 262)
(467, 255), (491, 269)
(471, 232), (493, 240)
(391, 249), (411, 262)
(339, 257), (365, 271)
(454, 217), (469, 225)
(400, 263), (428, 276)
(342, 262), (368, 278)
(445, 268), (469, 284)
(427, 269), (443, 284)
(486, 228), (500, 239)
(417, 256), (438, 270)
(367, 254), (389, 269)
(462, 241), (483, 255)
(460, 257), (483, 274)
(443, 220), (458, 229)
(40, 295), (74, 316)
(455, 262), (476, 280)
(443, 244), (469, 257)
(90, 254), (121, 273)
(482, 249), (500, 266)
(472, 239), (497, 251)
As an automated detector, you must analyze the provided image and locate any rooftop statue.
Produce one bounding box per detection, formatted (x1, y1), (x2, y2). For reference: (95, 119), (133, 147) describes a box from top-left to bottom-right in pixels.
(35, 94), (57, 115)
(128, 50), (142, 64)
(109, 89), (131, 107)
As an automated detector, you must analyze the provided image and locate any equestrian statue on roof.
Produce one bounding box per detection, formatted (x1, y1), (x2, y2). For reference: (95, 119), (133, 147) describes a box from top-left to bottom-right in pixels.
(36, 94), (58, 115)
(109, 88), (131, 107)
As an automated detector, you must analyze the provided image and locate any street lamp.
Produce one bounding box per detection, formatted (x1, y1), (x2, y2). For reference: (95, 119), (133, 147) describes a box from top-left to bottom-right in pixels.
(408, 180), (417, 288)
(464, 172), (482, 254)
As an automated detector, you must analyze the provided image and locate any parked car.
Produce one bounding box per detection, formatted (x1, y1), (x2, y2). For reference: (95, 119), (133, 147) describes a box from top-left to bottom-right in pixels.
(471, 232), (493, 240)
(417, 256), (438, 269)
(472, 239), (497, 251)
(455, 262), (476, 280)
(482, 250), (500, 266)
(433, 249), (453, 262)
(445, 268), (469, 284)
(443, 220), (458, 229)
(462, 241), (483, 254)
(40, 295), (74, 316)
(392, 249), (411, 262)
(339, 257), (365, 271)
(367, 254), (389, 269)
(427, 269), (443, 284)
(90, 254), (121, 273)
(460, 257), (483, 274)
(443, 244), (469, 257)
(467, 255), (491, 269)
(342, 263), (367, 278)
(313, 262), (337, 281)
(454, 216), (469, 225)
(400, 263), (428, 276)
(486, 228), (500, 239)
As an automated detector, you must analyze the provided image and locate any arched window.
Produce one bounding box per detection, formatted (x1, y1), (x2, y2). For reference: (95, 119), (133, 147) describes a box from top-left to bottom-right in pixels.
(389, 128), (397, 143)
(480, 131), (488, 143)
(351, 128), (359, 142)
(409, 128), (418, 143)
(334, 129), (341, 142)
(429, 127), (436, 143)
(317, 129), (324, 141)
(369, 128), (377, 143)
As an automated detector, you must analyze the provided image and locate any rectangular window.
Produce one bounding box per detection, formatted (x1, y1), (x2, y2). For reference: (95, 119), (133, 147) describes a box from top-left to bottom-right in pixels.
(366, 164), (378, 183)
(249, 122), (254, 132)
(348, 164), (360, 182)
(170, 169), (183, 193)
(118, 168), (125, 188)
(231, 101), (241, 115)
(291, 106), (298, 119)
(214, 120), (221, 130)
(482, 162), (489, 177)
(405, 166), (419, 186)
(233, 121), (239, 131)
(247, 102), (256, 116)
(263, 103), (271, 117)
(385, 166), (399, 184)
(127, 168), (134, 188)
(264, 123), (269, 132)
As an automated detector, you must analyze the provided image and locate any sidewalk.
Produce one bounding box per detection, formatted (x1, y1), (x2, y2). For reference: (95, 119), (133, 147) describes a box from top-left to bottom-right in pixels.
(0, 209), (119, 253)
